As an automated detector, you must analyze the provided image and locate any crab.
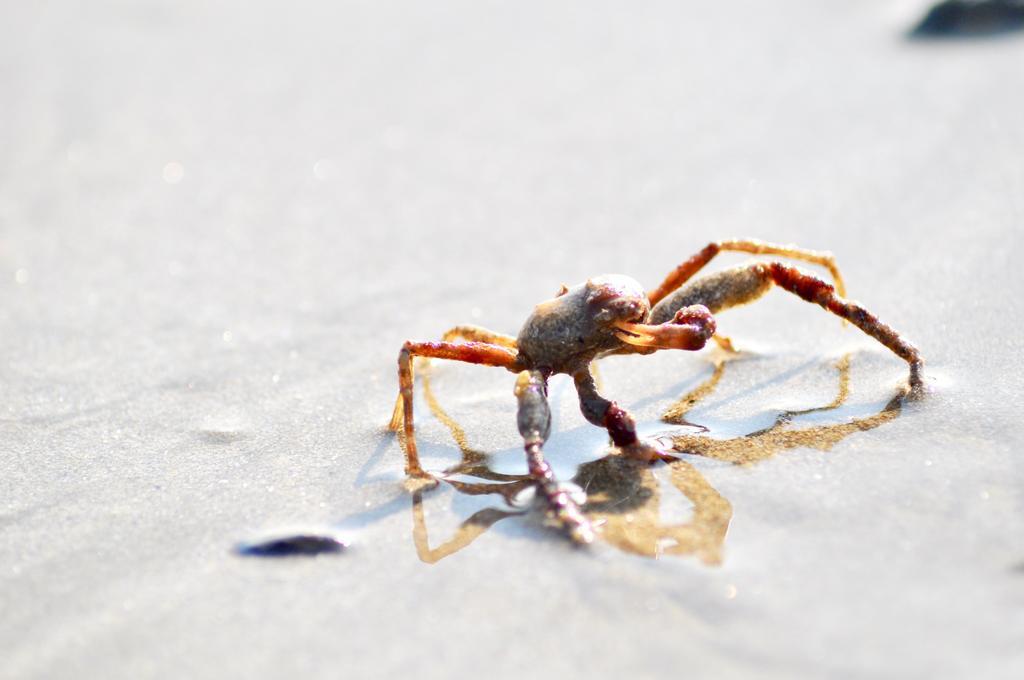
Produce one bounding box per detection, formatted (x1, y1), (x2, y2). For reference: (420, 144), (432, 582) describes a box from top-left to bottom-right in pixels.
(389, 239), (923, 544)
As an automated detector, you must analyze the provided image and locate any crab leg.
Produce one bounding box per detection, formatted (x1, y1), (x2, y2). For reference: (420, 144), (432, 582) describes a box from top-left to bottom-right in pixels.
(573, 368), (677, 463)
(648, 239), (846, 307)
(515, 370), (594, 544)
(390, 341), (520, 478)
(440, 324), (518, 348)
(762, 263), (923, 389)
(652, 262), (923, 390)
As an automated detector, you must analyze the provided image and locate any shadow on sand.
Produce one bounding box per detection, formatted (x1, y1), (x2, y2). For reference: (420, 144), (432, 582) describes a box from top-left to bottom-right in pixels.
(402, 352), (907, 564)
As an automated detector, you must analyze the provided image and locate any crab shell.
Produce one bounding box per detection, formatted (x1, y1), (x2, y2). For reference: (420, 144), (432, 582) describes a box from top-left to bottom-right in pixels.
(515, 275), (651, 375)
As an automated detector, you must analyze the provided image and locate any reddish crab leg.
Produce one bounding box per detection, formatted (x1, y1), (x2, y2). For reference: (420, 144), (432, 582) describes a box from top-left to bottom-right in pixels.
(762, 263), (923, 389)
(391, 341), (521, 478)
(573, 368), (679, 463)
(648, 239), (845, 307)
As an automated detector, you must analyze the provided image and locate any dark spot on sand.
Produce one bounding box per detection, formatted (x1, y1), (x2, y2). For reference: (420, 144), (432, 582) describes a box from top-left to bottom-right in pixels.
(910, 0), (1024, 38)
(236, 533), (348, 557)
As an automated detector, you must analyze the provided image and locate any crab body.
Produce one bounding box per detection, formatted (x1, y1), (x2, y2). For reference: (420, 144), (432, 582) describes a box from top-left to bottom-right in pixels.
(516, 275), (651, 375)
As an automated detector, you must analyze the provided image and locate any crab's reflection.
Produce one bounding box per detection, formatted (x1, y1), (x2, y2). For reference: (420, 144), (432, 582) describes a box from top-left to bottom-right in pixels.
(411, 353), (906, 564)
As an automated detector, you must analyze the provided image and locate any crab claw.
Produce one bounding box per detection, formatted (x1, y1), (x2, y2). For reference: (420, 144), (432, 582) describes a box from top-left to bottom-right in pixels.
(614, 305), (716, 351)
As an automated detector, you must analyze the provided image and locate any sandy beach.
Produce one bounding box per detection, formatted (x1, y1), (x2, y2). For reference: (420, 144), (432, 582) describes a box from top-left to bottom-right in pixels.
(2, 2), (1023, 678)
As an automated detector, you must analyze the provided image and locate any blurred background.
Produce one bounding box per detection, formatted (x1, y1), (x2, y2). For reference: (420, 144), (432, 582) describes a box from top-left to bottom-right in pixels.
(2, 2), (1022, 679)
